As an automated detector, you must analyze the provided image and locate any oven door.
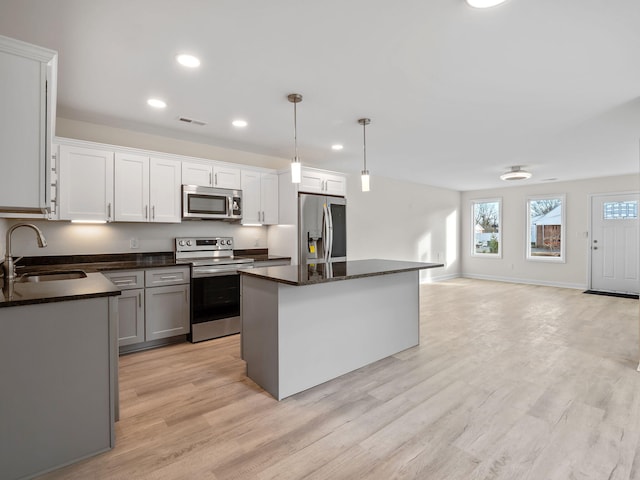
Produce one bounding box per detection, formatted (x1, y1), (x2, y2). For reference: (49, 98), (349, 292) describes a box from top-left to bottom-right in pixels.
(190, 273), (241, 342)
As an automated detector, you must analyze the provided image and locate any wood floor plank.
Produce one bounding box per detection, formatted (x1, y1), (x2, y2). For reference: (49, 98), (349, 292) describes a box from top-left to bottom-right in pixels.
(35, 279), (640, 480)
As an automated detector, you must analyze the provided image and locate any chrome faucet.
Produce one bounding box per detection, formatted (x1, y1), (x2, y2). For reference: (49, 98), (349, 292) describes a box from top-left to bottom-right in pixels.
(2, 223), (47, 281)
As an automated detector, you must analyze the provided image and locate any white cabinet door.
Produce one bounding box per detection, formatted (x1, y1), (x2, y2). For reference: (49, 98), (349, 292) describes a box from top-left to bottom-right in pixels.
(299, 169), (324, 194)
(0, 36), (56, 214)
(182, 161), (213, 187)
(58, 145), (114, 221)
(261, 173), (279, 225)
(214, 166), (241, 189)
(145, 284), (190, 340)
(241, 170), (261, 224)
(114, 153), (149, 222)
(323, 173), (347, 196)
(116, 288), (145, 346)
(149, 158), (181, 223)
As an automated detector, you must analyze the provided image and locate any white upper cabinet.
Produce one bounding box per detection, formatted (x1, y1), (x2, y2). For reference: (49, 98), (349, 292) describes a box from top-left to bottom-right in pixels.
(114, 154), (181, 223)
(0, 35), (57, 215)
(149, 158), (181, 223)
(213, 165), (241, 189)
(261, 173), (279, 224)
(182, 161), (241, 189)
(182, 162), (213, 187)
(299, 168), (347, 196)
(114, 153), (149, 222)
(58, 145), (114, 221)
(241, 170), (278, 225)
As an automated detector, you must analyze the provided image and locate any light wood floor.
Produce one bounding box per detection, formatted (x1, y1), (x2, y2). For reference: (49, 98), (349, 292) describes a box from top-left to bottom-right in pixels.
(38, 279), (640, 480)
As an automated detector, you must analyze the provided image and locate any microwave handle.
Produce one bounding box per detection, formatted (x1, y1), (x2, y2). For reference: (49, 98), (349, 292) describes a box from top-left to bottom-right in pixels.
(228, 196), (233, 217)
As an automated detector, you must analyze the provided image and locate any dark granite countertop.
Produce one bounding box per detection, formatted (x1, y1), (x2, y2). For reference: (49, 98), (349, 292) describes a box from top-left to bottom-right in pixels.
(0, 272), (121, 308)
(239, 259), (444, 286)
(2, 250), (289, 307)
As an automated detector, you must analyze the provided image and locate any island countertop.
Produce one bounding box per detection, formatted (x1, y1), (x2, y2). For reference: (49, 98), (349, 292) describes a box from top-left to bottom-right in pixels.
(239, 259), (444, 286)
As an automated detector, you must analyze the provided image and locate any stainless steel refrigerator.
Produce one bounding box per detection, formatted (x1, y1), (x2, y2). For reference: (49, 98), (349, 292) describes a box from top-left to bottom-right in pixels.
(299, 193), (347, 264)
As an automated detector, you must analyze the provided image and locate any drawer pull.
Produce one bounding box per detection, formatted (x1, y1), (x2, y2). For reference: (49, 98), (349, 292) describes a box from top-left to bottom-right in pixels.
(113, 279), (135, 285)
(160, 275), (178, 280)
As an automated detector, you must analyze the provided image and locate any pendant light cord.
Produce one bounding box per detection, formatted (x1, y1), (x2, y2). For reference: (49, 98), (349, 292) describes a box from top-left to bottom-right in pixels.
(293, 100), (299, 161)
(362, 121), (367, 172)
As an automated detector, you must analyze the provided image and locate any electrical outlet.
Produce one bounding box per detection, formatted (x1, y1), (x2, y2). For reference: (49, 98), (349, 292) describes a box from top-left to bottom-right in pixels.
(130, 238), (139, 249)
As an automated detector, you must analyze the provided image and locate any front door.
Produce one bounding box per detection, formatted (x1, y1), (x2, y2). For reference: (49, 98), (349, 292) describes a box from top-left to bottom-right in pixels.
(590, 193), (640, 294)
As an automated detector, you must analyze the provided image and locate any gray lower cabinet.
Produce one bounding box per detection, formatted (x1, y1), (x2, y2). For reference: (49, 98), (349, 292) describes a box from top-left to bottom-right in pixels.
(145, 283), (190, 340)
(104, 266), (189, 352)
(0, 296), (117, 480)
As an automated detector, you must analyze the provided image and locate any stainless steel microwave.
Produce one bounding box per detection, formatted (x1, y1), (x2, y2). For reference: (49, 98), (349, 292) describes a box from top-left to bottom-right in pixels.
(182, 185), (242, 221)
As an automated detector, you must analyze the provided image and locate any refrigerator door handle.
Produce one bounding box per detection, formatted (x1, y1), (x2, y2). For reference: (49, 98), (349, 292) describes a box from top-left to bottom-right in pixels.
(323, 203), (331, 262)
(326, 203), (334, 260)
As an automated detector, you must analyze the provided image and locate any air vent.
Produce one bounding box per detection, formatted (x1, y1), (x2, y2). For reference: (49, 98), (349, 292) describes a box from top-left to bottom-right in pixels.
(178, 116), (207, 126)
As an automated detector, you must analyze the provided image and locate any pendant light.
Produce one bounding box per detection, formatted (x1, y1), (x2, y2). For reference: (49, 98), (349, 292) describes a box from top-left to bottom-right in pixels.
(288, 93), (303, 183)
(358, 118), (371, 192)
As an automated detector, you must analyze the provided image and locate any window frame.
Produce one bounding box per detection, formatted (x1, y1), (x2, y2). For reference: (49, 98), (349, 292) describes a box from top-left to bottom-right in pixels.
(526, 193), (566, 263)
(471, 197), (502, 258)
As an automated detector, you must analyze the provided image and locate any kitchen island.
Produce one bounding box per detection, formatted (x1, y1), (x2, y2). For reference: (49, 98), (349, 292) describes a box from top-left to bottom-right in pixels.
(240, 259), (443, 400)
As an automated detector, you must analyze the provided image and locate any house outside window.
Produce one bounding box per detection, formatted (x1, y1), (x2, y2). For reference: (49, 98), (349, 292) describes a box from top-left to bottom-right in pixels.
(527, 194), (566, 262)
(472, 198), (501, 257)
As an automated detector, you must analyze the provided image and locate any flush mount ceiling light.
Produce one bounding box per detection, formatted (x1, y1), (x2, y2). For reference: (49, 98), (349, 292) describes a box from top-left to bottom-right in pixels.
(466, 0), (508, 8)
(288, 93), (303, 184)
(331, 144), (344, 151)
(147, 98), (167, 109)
(176, 54), (200, 68)
(358, 118), (371, 192)
(232, 119), (248, 127)
(500, 166), (532, 181)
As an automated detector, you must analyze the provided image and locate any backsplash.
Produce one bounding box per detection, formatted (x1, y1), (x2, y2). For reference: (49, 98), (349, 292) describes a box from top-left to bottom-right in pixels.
(2, 219), (267, 256)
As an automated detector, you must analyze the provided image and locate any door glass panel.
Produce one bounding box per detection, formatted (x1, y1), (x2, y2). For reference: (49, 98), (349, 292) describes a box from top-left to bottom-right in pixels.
(603, 201), (638, 220)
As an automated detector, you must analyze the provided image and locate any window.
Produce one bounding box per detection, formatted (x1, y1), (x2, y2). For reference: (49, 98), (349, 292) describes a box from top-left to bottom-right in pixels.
(527, 194), (565, 262)
(471, 198), (501, 257)
(603, 201), (638, 220)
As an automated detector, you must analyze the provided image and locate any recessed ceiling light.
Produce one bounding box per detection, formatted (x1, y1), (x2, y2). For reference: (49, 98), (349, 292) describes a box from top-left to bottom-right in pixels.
(232, 120), (248, 128)
(147, 98), (167, 109)
(466, 0), (508, 8)
(176, 54), (200, 68)
(331, 144), (344, 151)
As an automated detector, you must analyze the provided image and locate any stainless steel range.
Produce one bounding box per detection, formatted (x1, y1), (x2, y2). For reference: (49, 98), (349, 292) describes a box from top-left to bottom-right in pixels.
(175, 236), (253, 343)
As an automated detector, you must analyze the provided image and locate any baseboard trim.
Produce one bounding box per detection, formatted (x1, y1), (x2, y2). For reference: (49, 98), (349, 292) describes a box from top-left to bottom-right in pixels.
(420, 272), (460, 284)
(460, 273), (587, 290)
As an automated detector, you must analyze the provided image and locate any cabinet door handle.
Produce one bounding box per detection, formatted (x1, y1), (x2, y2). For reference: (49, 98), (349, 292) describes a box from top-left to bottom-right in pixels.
(152, 205), (155, 220)
(145, 205), (148, 219)
(209, 172), (212, 185)
(107, 203), (112, 219)
(214, 173), (218, 185)
(138, 292), (142, 308)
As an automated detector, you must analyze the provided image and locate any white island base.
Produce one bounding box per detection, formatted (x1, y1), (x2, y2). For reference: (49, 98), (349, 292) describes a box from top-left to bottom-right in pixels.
(241, 270), (420, 400)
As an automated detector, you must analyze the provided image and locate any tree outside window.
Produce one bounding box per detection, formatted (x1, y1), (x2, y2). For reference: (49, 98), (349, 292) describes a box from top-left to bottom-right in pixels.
(527, 194), (565, 262)
(472, 199), (501, 257)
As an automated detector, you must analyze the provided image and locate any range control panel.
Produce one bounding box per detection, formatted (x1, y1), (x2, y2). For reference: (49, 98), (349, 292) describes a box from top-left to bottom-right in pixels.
(175, 237), (234, 253)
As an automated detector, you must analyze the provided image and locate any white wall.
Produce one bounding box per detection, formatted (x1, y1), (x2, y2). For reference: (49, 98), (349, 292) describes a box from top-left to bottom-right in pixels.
(4, 219), (267, 257)
(461, 174), (639, 289)
(56, 118), (288, 170)
(345, 173), (461, 283)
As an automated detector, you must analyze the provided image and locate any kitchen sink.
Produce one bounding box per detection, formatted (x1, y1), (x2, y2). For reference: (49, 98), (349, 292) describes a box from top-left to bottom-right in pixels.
(18, 270), (88, 283)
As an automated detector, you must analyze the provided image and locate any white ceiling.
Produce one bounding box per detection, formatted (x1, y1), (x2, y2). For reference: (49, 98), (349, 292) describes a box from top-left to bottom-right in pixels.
(2, 0), (639, 191)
